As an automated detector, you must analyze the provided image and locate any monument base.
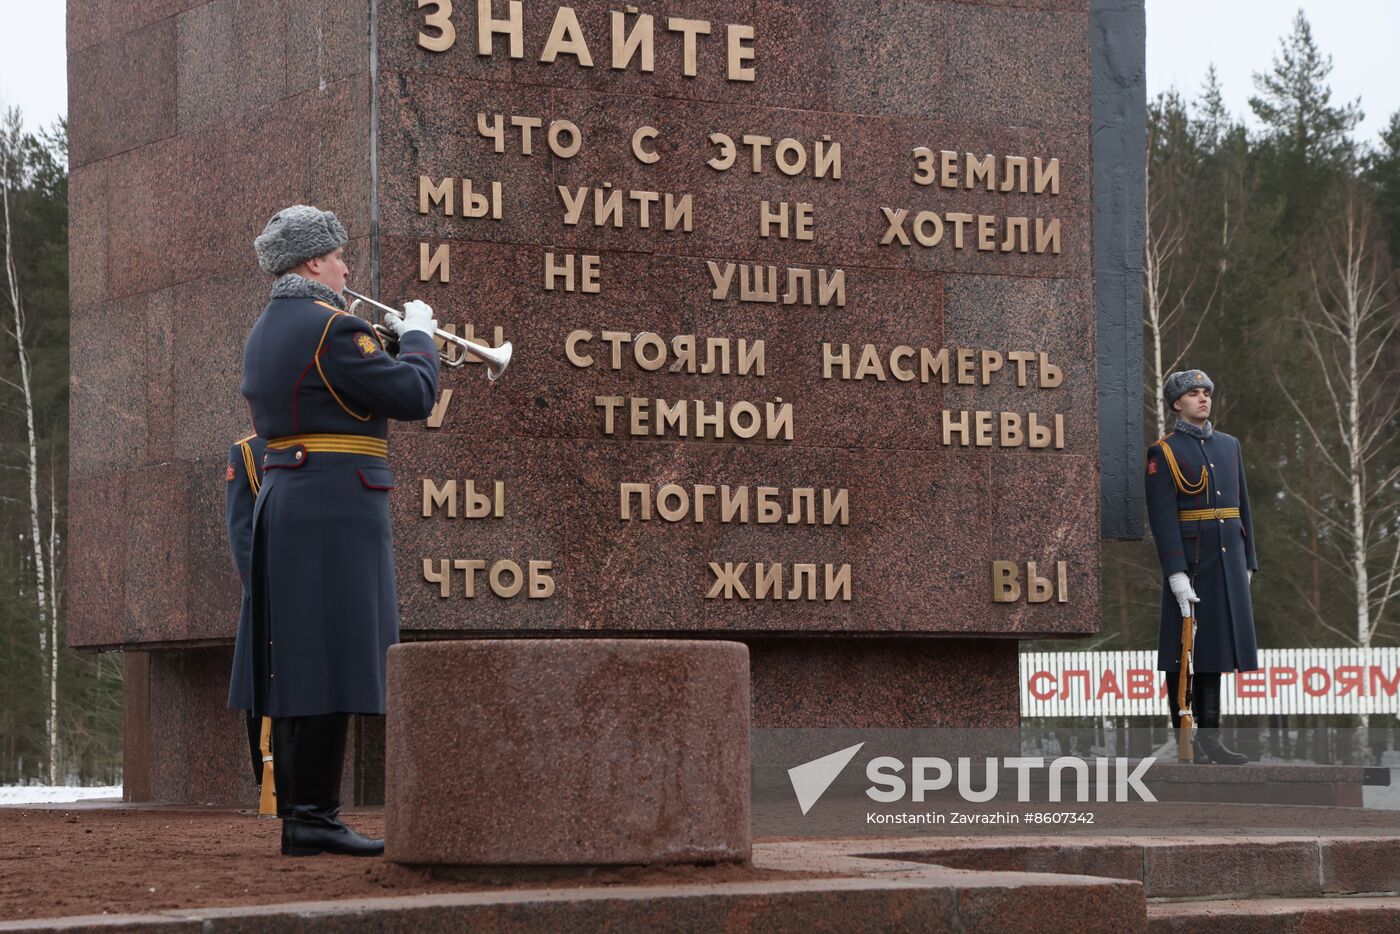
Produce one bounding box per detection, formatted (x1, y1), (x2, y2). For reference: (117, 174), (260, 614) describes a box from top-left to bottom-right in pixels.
(384, 639), (751, 866)
(118, 638), (1019, 806)
(748, 637), (1020, 728)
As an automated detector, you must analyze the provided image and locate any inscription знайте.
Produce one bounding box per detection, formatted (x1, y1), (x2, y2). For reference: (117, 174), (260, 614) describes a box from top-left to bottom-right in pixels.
(415, 2), (758, 80)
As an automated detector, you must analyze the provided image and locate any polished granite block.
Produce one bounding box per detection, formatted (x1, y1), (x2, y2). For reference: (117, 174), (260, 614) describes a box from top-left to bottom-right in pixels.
(68, 161), (108, 308)
(749, 637), (1020, 728)
(70, 296), (148, 477)
(68, 0), (207, 55)
(175, 0), (288, 131)
(123, 461), (191, 645)
(68, 472), (129, 647)
(386, 639), (751, 865)
(68, 18), (178, 168)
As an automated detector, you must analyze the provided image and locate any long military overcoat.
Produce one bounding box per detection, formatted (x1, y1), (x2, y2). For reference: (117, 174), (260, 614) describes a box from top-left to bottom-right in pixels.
(226, 434), (266, 712)
(1146, 429), (1260, 673)
(233, 291), (439, 717)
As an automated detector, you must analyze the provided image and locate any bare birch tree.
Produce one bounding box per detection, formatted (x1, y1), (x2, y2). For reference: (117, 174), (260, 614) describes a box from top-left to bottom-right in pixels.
(1277, 192), (1400, 655)
(0, 108), (57, 781)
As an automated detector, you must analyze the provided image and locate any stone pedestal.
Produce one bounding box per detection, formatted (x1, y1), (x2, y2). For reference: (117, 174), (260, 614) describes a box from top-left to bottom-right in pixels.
(385, 639), (751, 866)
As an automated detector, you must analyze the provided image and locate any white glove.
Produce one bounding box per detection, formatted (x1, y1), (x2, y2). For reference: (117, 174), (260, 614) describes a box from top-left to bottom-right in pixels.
(1168, 572), (1199, 619)
(386, 300), (437, 338)
(1248, 569), (1254, 585)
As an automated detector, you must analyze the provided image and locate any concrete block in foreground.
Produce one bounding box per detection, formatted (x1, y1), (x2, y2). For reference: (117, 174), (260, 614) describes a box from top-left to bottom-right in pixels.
(385, 639), (751, 866)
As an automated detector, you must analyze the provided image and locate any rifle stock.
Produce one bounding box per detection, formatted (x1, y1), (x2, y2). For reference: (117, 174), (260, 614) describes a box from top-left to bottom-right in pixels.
(258, 717), (276, 818)
(1177, 614), (1195, 763)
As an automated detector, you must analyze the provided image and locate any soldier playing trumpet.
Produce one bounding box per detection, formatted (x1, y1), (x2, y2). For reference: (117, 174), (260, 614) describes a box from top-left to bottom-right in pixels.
(231, 205), (441, 856)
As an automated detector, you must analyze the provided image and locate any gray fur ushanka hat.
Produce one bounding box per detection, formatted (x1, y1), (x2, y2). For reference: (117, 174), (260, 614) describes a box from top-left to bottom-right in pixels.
(253, 205), (348, 275)
(1163, 368), (1214, 406)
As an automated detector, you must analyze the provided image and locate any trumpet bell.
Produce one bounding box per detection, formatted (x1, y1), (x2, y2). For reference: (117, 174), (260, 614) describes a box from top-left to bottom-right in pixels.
(480, 340), (512, 381)
(440, 333), (512, 381)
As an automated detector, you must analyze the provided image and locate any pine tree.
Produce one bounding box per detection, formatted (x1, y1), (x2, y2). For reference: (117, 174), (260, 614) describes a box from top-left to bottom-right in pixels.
(1366, 111), (1400, 258)
(1249, 10), (1363, 227)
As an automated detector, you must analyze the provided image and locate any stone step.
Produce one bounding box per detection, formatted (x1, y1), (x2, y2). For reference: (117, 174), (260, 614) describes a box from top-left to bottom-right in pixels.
(854, 835), (1400, 901)
(1148, 895), (1400, 933)
(0, 868), (1146, 934)
(1131, 761), (1387, 808)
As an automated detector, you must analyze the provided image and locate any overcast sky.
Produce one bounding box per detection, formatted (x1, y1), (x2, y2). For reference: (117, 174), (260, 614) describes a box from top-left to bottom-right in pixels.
(1146, 0), (1399, 144)
(0, 1), (1396, 145)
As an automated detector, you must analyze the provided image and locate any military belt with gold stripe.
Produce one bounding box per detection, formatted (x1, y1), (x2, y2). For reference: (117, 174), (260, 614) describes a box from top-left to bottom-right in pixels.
(267, 434), (388, 458)
(1178, 507), (1240, 522)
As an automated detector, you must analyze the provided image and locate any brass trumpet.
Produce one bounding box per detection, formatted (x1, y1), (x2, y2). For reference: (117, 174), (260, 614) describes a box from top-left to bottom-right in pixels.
(344, 289), (513, 381)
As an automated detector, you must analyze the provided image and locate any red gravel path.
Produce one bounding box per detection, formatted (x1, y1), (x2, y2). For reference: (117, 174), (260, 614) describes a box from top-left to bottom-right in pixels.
(0, 806), (802, 923)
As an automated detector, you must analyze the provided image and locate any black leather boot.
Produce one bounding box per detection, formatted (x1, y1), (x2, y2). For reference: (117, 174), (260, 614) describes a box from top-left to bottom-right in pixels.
(275, 714), (384, 857)
(1193, 674), (1247, 765)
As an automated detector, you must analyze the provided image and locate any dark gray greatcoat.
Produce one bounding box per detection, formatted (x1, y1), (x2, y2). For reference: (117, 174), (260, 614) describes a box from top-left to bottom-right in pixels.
(1146, 429), (1260, 673)
(226, 434), (266, 712)
(234, 289), (439, 717)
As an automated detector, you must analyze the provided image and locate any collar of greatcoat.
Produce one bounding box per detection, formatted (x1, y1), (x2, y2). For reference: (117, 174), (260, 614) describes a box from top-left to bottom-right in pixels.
(269, 273), (347, 310)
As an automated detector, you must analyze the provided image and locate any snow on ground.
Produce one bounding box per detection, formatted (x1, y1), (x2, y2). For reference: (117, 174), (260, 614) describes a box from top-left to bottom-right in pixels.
(0, 785), (122, 805)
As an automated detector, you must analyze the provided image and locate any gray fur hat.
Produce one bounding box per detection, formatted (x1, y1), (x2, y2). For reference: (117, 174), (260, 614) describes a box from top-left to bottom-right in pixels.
(253, 205), (348, 275)
(1163, 368), (1214, 406)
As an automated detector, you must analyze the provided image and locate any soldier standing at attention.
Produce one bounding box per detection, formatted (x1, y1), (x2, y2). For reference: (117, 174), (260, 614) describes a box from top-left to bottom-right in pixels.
(1145, 370), (1258, 765)
(235, 205), (441, 856)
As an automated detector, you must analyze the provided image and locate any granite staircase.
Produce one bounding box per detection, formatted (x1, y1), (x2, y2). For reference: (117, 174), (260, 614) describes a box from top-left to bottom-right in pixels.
(839, 835), (1400, 932)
